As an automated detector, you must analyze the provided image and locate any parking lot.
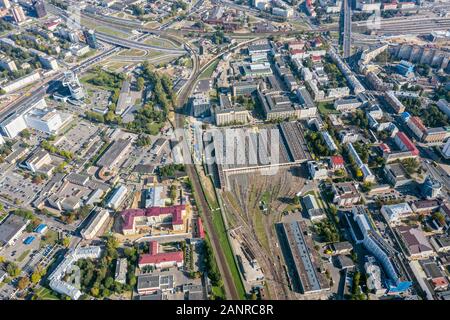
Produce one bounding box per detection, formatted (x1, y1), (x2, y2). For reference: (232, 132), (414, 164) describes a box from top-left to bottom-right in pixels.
(0, 171), (45, 206)
(54, 121), (102, 155)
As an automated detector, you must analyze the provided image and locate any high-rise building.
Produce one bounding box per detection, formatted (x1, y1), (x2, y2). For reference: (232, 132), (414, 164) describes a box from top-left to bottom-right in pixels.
(83, 29), (98, 49)
(33, 0), (47, 18)
(11, 5), (26, 24)
(62, 71), (85, 100)
(0, 0), (10, 9)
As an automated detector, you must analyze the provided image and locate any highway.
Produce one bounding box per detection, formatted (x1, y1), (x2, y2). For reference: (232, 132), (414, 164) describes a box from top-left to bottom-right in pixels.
(94, 32), (186, 53)
(341, 0), (352, 59)
(0, 47), (119, 122)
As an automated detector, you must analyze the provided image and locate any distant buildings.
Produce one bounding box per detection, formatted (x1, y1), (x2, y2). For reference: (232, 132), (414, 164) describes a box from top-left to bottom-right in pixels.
(365, 256), (386, 295)
(144, 186), (165, 208)
(384, 163), (412, 188)
(97, 138), (133, 171)
(115, 80), (132, 116)
(321, 131), (338, 153)
(0, 54), (17, 72)
(333, 97), (361, 113)
(384, 91), (406, 114)
(0, 98), (68, 139)
(303, 194), (326, 221)
(115, 258), (127, 284)
(62, 71), (85, 100)
(347, 142), (375, 183)
(348, 206), (412, 293)
(190, 92), (210, 117)
(215, 94), (249, 126)
(0, 71), (41, 94)
(0, 0), (11, 9)
(137, 274), (174, 295)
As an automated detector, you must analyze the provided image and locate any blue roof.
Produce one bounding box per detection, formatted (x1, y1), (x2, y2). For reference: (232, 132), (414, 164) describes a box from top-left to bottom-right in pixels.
(34, 224), (47, 233)
(387, 280), (412, 293)
(23, 236), (36, 245)
(400, 112), (411, 121)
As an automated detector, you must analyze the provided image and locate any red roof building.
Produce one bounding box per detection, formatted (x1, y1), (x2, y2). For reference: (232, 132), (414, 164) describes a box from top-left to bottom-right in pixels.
(394, 132), (419, 156)
(379, 143), (391, 155)
(138, 241), (184, 269)
(121, 205), (186, 235)
(330, 155), (345, 170)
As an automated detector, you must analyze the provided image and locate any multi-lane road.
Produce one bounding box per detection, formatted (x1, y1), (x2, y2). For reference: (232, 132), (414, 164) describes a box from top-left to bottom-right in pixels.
(341, 0), (352, 59)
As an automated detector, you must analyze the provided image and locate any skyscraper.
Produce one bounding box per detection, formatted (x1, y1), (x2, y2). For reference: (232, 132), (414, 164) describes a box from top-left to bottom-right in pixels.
(11, 5), (26, 24)
(83, 29), (98, 49)
(33, 0), (47, 18)
(0, 0), (10, 9)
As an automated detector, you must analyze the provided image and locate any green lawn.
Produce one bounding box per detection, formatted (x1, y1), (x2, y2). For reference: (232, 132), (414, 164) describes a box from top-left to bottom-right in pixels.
(40, 230), (58, 248)
(17, 249), (30, 263)
(199, 60), (220, 80)
(192, 166), (246, 299)
(144, 37), (178, 49)
(34, 287), (60, 300)
(317, 102), (339, 115)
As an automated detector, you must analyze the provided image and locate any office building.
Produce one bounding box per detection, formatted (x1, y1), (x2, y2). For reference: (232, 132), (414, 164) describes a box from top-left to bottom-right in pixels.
(33, 0), (47, 18)
(80, 209), (109, 240)
(381, 203), (414, 226)
(0, 214), (29, 247)
(138, 241), (184, 269)
(83, 29), (98, 49)
(106, 185), (128, 210)
(0, 0), (11, 9)
(12, 5), (26, 24)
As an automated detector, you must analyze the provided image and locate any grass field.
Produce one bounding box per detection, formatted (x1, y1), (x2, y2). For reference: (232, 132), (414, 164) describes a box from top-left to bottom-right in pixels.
(195, 166), (246, 299)
(317, 102), (339, 115)
(144, 37), (179, 49)
(81, 18), (130, 38)
(199, 60), (220, 80)
(40, 230), (58, 249)
(118, 49), (147, 57)
(34, 287), (60, 300)
(17, 249), (30, 263)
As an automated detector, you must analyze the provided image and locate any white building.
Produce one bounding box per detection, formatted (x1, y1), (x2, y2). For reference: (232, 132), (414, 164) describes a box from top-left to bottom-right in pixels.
(321, 131), (338, 152)
(0, 113), (27, 138)
(0, 71), (41, 93)
(307, 160), (328, 180)
(24, 107), (63, 134)
(106, 185), (128, 210)
(442, 139), (450, 159)
(49, 246), (102, 300)
(381, 203), (414, 226)
(80, 209), (109, 240)
(364, 256), (386, 295)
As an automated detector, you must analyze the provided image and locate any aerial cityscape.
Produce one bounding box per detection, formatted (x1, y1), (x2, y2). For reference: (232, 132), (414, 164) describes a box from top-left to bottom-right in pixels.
(0, 0), (449, 303)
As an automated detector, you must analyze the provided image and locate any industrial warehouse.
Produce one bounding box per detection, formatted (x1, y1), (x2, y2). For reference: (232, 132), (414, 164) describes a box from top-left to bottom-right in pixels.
(204, 122), (312, 190)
